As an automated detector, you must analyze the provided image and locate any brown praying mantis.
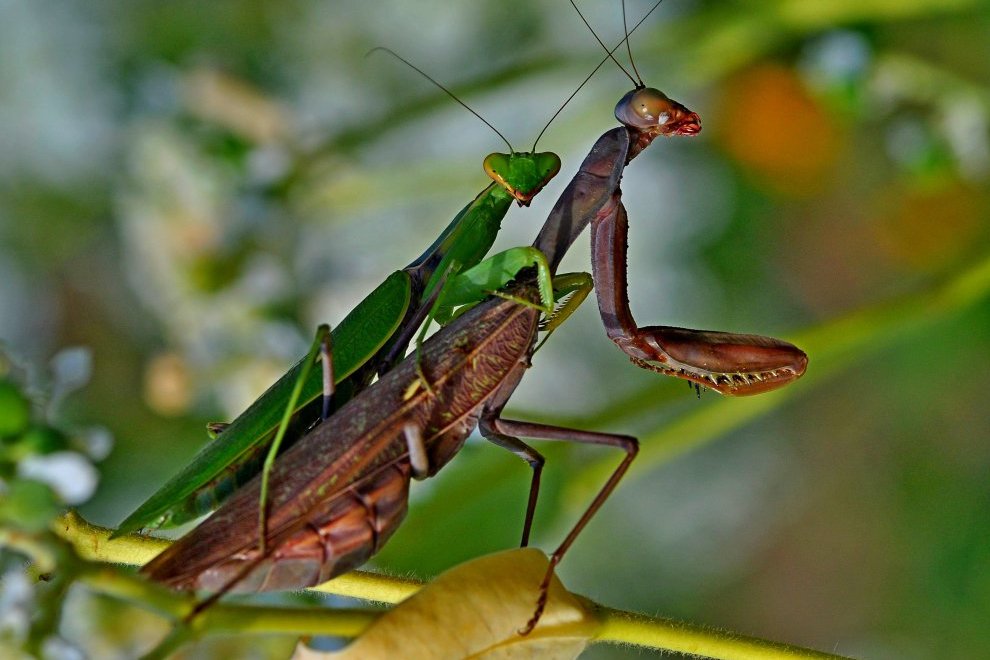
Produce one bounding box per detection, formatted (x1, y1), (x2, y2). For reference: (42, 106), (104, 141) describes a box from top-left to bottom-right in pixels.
(142, 75), (807, 635)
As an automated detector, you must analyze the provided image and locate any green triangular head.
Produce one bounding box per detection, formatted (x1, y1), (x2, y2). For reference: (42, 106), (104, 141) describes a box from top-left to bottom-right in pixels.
(483, 151), (561, 206)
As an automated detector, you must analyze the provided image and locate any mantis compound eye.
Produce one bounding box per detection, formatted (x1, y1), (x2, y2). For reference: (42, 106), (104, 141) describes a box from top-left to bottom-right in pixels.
(615, 87), (702, 136)
(534, 151), (562, 181)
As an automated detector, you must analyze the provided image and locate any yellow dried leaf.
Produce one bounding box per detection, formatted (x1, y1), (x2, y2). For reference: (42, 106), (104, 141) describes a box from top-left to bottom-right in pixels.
(296, 548), (598, 660)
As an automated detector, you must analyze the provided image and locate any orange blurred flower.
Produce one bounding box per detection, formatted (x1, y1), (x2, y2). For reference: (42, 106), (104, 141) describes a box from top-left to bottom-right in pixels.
(872, 179), (986, 272)
(714, 65), (843, 195)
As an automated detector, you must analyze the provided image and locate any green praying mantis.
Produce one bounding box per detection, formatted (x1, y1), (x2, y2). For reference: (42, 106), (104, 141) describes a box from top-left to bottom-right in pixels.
(115, 61), (569, 539)
(114, 1), (670, 539)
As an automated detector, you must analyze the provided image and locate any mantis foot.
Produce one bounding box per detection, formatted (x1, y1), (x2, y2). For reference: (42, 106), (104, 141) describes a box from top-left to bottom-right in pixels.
(518, 558), (558, 636)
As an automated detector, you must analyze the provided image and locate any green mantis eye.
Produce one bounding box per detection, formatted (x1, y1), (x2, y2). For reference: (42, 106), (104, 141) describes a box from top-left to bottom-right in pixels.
(534, 152), (562, 180)
(483, 152), (512, 185)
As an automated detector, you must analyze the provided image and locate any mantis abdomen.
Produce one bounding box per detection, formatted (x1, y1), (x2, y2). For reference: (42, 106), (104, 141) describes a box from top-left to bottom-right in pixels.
(142, 286), (542, 592)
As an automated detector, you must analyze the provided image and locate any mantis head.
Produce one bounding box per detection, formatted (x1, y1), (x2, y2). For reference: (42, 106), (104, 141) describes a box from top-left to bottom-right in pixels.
(615, 87), (702, 137)
(483, 151), (562, 207)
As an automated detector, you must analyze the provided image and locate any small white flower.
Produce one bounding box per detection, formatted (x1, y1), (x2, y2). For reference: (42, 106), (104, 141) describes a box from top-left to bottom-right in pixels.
(0, 569), (34, 641)
(18, 452), (98, 504)
(42, 635), (85, 660)
(76, 426), (114, 461)
(48, 348), (93, 415)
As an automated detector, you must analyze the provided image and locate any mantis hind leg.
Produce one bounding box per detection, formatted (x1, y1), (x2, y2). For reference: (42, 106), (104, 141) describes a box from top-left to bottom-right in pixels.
(257, 324), (334, 554)
(489, 418), (638, 636)
(482, 427), (545, 548)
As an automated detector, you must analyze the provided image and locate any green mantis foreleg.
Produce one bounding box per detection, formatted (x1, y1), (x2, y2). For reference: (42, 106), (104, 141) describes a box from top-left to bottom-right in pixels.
(403, 245), (557, 394)
(435, 246), (557, 322)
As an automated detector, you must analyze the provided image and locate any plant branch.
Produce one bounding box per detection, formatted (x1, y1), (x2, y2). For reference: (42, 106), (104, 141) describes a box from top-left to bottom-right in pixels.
(592, 601), (851, 660)
(52, 510), (421, 604)
(48, 511), (850, 659)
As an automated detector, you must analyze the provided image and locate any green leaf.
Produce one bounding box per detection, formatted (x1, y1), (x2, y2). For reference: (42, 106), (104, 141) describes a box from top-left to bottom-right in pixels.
(0, 479), (60, 532)
(0, 379), (31, 439)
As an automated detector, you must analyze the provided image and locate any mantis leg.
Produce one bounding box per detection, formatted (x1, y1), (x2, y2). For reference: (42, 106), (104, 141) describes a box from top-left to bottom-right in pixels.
(257, 324), (333, 554)
(407, 262), (461, 397)
(478, 416), (545, 548)
(480, 410), (639, 636)
(436, 246), (556, 323)
(510, 421), (637, 636)
(205, 422), (229, 439)
(407, 248), (557, 396)
(533, 272), (594, 354)
(378, 266), (450, 375)
(591, 197), (808, 395)
(403, 423), (429, 480)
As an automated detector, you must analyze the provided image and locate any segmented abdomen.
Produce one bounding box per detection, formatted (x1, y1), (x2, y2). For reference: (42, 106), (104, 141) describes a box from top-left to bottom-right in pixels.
(182, 461), (411, 593)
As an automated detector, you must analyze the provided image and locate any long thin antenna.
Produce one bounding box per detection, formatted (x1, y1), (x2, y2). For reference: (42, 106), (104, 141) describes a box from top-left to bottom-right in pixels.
(367, 46), (515, 153)
(568, 0), (636, 86)
(532, 52), (612, 152)
(622, 0), (647, 86)
(531, 0), (665, 151)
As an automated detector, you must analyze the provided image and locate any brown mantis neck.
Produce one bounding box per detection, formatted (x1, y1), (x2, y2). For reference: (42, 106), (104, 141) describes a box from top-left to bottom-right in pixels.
(532, 127), (633, 273)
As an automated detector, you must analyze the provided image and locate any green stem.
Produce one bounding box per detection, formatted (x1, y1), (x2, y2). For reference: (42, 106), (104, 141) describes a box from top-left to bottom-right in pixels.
(52, 510), (422, 604)
(80, 563), (376, 638)
(593, 603), (852, 660)
(54, 510), (170, 565)
(48, 512), (848, 658)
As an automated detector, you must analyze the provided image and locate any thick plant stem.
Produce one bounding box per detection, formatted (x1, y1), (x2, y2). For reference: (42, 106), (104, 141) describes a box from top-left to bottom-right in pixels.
(47, 512), (851, 659)
(593, 602), (852, 660)
(52, 511), (421, 604)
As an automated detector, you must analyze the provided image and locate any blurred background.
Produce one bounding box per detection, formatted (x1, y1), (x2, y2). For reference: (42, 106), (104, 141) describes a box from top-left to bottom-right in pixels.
(1, 0), (989, 657)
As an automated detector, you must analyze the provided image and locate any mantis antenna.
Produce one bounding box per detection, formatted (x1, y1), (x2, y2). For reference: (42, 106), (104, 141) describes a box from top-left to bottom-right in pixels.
(622, 0), (648, 87)
(367, 46), (515, 153)
(531, 0), (665, 151)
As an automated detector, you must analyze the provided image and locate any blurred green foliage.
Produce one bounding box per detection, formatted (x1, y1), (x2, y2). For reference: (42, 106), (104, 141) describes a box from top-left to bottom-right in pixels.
(1, 0), (989, 657)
